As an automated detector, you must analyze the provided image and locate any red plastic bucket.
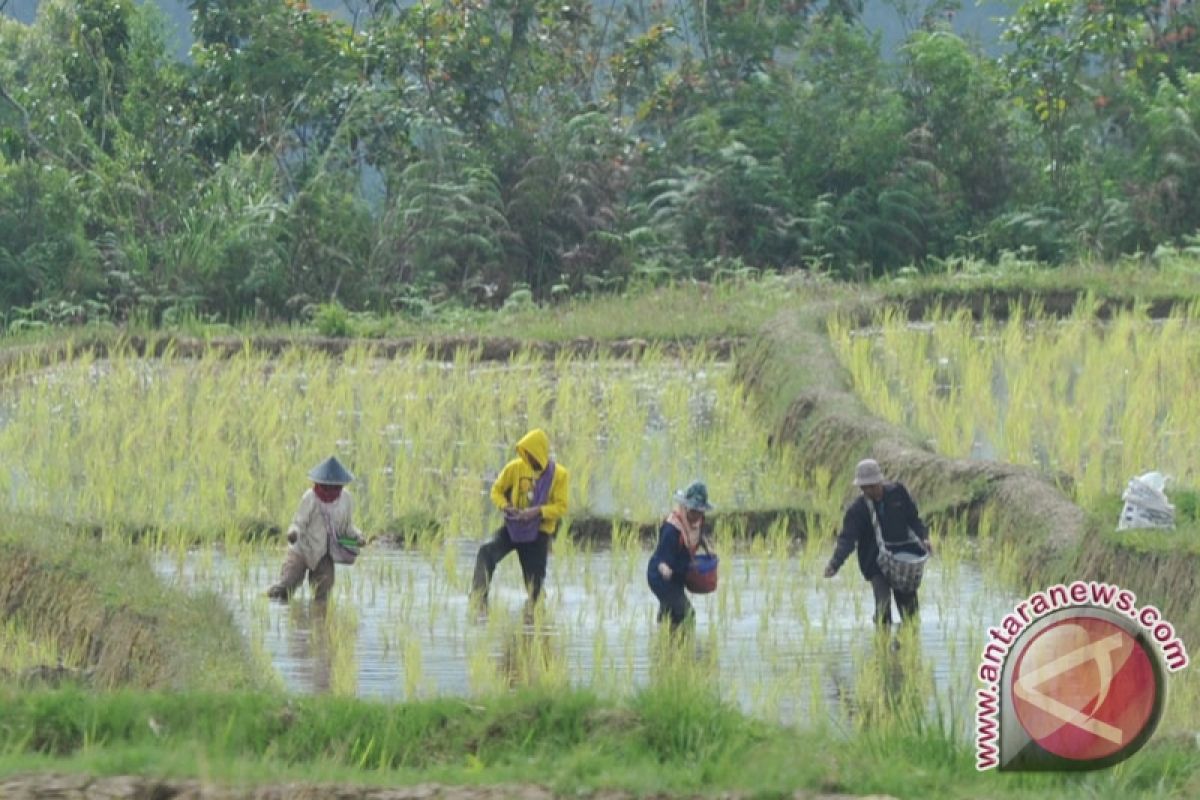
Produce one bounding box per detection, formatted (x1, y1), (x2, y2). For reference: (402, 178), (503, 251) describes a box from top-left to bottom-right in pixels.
(685, 553), (719, 594)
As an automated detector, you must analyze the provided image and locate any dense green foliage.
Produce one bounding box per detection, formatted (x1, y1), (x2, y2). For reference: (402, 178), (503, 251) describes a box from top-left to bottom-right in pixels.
(1, 0), (1200, 324)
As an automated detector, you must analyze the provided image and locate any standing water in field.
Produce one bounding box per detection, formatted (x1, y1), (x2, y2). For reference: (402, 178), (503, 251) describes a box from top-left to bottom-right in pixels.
(155, 526), (1018, 733)
(0, 346), (1020, 734)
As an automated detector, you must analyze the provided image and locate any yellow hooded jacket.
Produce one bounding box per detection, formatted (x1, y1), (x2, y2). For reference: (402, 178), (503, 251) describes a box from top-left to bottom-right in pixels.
(490, 428), (569, 535)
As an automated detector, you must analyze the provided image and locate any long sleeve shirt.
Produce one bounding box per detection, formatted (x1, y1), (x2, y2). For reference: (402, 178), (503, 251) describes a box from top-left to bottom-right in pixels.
(489, 459), (570, 535)
(488, 428), (569, 535)
(287, 488), (364, 570)
(647, 521), (693, 590)
(828, 482), (928, 580)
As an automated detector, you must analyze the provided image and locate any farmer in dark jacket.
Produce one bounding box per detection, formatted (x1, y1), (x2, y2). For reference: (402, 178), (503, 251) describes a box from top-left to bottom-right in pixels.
(647, 481), (712, 629)
(824, 459), (933, 626)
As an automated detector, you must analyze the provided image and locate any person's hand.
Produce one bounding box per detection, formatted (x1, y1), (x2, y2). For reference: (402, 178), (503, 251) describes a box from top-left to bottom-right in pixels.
(923, 539), (934, 556)
(823, 564), (836, 578)
(657, 563), (672, 580)
(355, 533), (367, 547)
(287, 531), (298, 545)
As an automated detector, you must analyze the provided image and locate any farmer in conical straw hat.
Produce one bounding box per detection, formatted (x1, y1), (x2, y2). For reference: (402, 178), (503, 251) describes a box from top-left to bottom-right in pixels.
(267, 455), (366, 603)
(471, 428), (569, 610)
(647, 481), (713, 630)
(824, 458), (933, 627)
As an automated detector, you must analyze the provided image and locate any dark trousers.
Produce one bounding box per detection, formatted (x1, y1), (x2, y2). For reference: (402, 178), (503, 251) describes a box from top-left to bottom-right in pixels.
(650, 579), (693, 628)
(472, 526), (550, 603)
(871, 574), (919, 626)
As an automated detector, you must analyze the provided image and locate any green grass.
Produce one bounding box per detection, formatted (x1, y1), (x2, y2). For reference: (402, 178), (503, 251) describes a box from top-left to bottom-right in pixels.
(0, 619), (83, 677)
(0, 686), (1196, 799)
(0, 515), (263, 691)
(1091, 492), (1200, 556)
(0, 276), (823, 347)
(346, 276), (815, 341)
(878, 259), (1200, 307)
(10, 261), (1200, 349)
(1099, 526), (1200, 556)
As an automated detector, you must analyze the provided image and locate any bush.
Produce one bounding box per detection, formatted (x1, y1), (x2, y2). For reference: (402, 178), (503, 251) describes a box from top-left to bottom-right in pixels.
(312, 301), (352, 337)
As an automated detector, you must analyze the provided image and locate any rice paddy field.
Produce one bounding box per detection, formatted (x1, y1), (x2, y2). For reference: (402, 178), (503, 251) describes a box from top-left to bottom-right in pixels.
(0, 344), (1019, 737)
(829, 300), (1200, 508)
(6, 313), (1200, 798)
(0, 346), (796, 535)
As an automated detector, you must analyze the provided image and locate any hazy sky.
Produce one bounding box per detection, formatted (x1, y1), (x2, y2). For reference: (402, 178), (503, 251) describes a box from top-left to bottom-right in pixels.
(2, 0), (1008, 62)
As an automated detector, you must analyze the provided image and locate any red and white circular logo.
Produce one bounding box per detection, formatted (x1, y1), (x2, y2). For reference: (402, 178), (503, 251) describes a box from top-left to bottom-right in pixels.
(1011, 616), (1158, 762)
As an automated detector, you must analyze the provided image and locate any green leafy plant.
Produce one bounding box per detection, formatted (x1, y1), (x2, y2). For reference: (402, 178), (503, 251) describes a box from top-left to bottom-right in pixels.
(312, 300), (352, 338)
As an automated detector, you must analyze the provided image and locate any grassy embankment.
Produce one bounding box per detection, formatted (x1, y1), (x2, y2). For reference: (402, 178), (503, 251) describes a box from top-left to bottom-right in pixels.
(0, 276), (804, 355)
(2, 677), (1200, 799)
(5, 260), (1200, 347)
(0, 515), (263, 692)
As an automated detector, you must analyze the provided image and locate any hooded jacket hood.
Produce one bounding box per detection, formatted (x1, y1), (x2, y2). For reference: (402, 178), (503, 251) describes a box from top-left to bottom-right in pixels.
(489, 428), (569, 535)
(516, 428), (551, 471)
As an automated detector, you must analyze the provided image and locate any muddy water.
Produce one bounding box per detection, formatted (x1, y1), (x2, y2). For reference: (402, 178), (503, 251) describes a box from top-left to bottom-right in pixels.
(156, 539), (1017, 731)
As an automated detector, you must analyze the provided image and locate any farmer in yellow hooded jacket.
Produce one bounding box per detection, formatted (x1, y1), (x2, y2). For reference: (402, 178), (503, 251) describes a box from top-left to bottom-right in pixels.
(471, 428), (569, 609)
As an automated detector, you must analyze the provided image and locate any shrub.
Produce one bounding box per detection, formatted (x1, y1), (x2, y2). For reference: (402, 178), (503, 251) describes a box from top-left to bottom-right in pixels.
(312, 301), (352, 338)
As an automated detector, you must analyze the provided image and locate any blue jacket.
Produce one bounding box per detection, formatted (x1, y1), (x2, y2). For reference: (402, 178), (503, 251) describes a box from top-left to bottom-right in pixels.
(647, 521), (692, 590)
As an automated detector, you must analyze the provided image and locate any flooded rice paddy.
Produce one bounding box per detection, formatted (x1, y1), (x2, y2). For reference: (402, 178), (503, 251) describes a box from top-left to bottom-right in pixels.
(155, 529), (1019, 733)
(2, 348), (1022, 736)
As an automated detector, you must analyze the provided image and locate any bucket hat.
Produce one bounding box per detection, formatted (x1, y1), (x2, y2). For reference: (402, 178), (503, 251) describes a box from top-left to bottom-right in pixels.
(308, 456), (354, 486)
(674, 481), (714, 512)
(852, 458), (885, 487)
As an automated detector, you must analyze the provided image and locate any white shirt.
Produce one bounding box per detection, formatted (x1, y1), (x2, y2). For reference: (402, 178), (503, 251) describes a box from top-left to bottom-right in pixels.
(287, 489), (363, 570)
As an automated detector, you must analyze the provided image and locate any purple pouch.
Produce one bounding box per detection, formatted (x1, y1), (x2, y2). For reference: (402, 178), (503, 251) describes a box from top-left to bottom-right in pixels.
(505, 461), (555, 543)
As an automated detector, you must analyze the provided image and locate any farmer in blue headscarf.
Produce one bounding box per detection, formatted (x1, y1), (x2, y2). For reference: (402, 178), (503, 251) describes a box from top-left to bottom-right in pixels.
(647, 481), (713, 629)
(470, 428), (569, 609)
(267, 456), (365, 603)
